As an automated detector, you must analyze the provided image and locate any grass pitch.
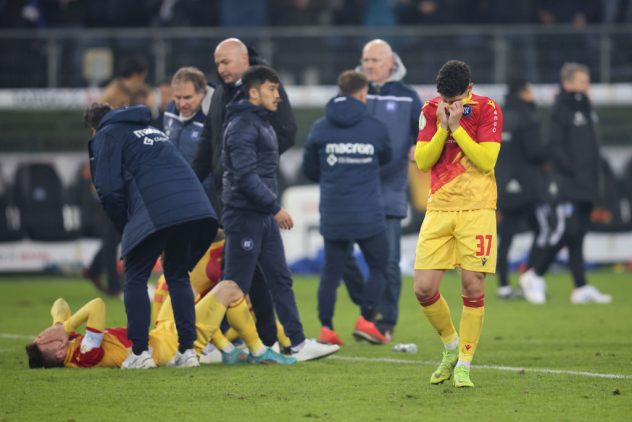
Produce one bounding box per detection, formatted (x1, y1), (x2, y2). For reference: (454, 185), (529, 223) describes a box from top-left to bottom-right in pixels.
(1, 270), (631, 421)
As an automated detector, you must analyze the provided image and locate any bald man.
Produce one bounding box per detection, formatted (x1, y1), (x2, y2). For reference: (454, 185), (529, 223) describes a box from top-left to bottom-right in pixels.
(192, 38), (297, 216)
(191, 38), (300, 355)
(357, 39), (422, 341)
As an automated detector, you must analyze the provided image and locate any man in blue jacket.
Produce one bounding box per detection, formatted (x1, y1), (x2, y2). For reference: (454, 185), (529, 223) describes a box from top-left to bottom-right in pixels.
(303, 70), (392, 346)
(360, 39), (423, 340)
(221, 65), (339, 361)
(85, 103), (218, 369)
(163, 66), (214, 167)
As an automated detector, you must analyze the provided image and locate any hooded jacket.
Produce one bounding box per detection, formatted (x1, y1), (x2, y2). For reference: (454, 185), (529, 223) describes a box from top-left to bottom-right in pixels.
(545, 89), (602, 204)
(89, 105), (217, 257)
(496, 95), (545, 211)
(303, 96), (391, 240)
(163, 85), (214, 165)
(361, 53), (422, 218)
(222, 100), (281, 215)
(192, 50), (296, 216)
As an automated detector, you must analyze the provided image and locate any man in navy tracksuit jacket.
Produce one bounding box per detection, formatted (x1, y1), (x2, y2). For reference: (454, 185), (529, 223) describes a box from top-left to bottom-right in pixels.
(86, 104), (218, 367)
(221, 65), (339, 361)
(163, 66), (214, 167)
(303, 70), (392, 345)
(359, 39), (423, 338)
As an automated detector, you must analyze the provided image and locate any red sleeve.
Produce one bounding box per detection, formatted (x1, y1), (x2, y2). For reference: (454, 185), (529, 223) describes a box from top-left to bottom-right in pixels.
(477, 99), (503, 143)
(69, 345), (105, 368)
(417, 102), (438, 142)
(205, 241), (224, 285)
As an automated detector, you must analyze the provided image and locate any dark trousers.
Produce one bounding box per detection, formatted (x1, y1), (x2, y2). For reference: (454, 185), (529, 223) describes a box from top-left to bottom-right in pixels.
(124, 218), (217, 354)
(222, 208), (305, 347)
(376, 217), (402, 331)
(532, 202), (592, 288)
(249, 265), (278, 347)
(318, 231), (388, 329)
(497, 205), (539, 287)
(339, 251), (365, 307)
(87, 219), (122, 295)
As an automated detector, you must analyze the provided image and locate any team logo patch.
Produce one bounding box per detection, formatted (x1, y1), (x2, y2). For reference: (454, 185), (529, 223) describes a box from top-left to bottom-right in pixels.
(419, 114), (427, 130)
(462, 104), (472, 116)
(241, 237), (254, 251)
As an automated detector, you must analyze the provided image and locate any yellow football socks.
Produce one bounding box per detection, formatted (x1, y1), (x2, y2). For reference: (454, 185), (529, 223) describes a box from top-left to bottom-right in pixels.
(276, 319), (292, 348)
(458, 295), (485, 363)
(193, 293), (227, 351)
(419, 291), (459, 348)
(226, 296), (264, 354)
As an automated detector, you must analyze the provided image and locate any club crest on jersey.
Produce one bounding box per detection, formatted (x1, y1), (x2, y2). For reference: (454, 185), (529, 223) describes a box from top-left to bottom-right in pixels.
(463, 104), (472, 116)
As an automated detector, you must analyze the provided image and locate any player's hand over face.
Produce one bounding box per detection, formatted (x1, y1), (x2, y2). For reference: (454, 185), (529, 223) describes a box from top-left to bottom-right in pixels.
(36, 324), (69, 348)
(274, 208), (294, 230)
(437, 101), (449, 130)
(447, 101), (464, 132)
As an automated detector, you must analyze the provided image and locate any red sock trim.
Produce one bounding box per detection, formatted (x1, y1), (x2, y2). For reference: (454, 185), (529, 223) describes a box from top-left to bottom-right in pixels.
(228, 296), (246, 308)
(462, 294), (485, 308)
(417, 291), (441, 307)
(85, 326), (103, 333)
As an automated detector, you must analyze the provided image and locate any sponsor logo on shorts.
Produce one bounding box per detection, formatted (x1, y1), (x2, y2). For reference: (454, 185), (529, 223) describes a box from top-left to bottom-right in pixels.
(481, 257), (488, 266)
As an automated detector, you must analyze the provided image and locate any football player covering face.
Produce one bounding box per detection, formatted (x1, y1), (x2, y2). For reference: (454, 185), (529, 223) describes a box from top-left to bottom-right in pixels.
(437, 82), (473, 132)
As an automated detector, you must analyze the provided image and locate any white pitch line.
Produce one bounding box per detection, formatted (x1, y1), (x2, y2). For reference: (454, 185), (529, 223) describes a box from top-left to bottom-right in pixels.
(330, 355), (632, 380)
(2, 332), (630, 380)
(0, 333), (34, 340)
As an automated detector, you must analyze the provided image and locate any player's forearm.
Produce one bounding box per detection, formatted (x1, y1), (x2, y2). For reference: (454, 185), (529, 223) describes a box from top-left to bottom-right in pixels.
(50, 298), (72, 325)
(451, 126), (500, 172)
(62, 298), (106, 334)
(414, 127), (448, 171)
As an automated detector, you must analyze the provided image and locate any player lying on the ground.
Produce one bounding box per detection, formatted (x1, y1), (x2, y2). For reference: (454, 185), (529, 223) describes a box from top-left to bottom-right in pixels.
(26, 290), (295, 369)
(151, 233), (293, 363)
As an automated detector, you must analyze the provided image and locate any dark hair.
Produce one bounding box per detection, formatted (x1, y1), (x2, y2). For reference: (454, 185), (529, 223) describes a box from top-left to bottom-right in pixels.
(338, 70), (368, 96)
(436, 60), (471, 98)
(83, 102), (113, 130)
(117, 57), (148, 79)
(25, 342), (63, 368)
(507, 78), (529, 97)
(242, 65), (280, 98)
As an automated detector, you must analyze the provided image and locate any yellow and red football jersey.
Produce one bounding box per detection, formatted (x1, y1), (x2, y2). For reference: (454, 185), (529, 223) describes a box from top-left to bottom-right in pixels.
(64, 328), (131, 368)
(417, 93), (503, 211)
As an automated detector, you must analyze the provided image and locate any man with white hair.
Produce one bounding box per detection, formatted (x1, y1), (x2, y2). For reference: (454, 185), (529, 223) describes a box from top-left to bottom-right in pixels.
(358, 39), (423, 341)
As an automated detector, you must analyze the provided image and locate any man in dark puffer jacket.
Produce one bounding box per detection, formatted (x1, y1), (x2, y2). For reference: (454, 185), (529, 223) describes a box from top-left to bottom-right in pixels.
(221, 66), (340, 362)
(87, 103), (218, 368)
(192, 38), (296, 348)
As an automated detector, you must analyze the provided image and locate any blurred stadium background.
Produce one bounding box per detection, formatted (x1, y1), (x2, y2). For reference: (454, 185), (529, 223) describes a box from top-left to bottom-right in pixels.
(1, 0), (632, 273)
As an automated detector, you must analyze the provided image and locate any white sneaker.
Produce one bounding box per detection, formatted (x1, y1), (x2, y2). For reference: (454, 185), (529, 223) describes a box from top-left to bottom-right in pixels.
(121, 350), (157, 369)
(199, 344), (222, 364)
(291, 339), (340, 362)
(167, 348), (199, 368)
(497, 285), (513, 299)
(571, 285), (612, 304)
(519, 269), (547, 304)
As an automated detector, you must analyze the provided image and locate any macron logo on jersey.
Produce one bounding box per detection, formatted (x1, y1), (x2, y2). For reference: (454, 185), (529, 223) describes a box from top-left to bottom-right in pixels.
(325, 143), (375, 166)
